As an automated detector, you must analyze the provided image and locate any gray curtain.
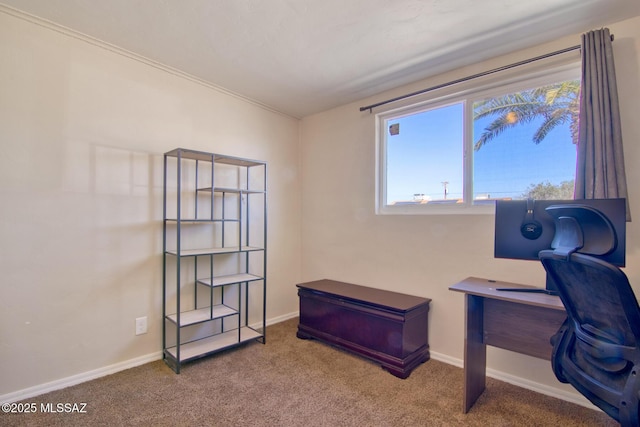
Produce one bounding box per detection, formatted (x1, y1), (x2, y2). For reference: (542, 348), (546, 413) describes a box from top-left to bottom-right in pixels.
(575, 28), (630, 220)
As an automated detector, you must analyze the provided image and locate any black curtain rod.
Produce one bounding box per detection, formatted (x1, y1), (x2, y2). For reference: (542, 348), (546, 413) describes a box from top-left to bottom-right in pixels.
(359, 35), (614, 113)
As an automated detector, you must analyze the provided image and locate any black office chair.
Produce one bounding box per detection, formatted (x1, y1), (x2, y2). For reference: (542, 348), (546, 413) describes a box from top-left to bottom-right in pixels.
(539, 205), (640, 426)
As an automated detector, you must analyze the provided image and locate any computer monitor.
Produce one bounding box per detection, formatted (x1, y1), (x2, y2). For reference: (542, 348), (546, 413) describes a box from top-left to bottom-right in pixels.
(494, 198), (626, 294)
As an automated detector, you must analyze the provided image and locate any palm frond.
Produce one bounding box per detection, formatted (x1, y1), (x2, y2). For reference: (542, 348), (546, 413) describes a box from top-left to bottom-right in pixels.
(474, 116), (521, 150)
(532, 111), (567, 144)
(474, 80), (581, 150)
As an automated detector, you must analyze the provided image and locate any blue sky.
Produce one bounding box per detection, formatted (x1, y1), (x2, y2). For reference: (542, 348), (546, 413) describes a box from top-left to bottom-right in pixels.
(386, 102), (576, 203)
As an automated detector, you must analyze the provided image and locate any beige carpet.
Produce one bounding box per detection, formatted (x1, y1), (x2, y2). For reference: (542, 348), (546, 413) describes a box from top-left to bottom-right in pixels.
(1, 318), (617, 426)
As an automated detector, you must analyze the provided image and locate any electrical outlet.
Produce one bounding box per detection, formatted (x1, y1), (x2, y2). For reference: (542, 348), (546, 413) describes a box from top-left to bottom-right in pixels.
(135, 316), (148, 335)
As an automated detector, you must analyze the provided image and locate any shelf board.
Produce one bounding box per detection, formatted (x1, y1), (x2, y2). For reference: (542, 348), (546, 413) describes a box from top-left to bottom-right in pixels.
(166, 246), (264, 257)
(166, 304), (237, 326)
(197, 186), (265, 194)
(165, 327), (263, 361)
(197, 273), (263, 288)
(165, 148), (265, 167)
(164, 218), (239, 223)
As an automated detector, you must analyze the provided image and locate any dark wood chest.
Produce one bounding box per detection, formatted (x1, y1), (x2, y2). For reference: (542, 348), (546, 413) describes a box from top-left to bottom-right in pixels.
(296, 279), (431, 378)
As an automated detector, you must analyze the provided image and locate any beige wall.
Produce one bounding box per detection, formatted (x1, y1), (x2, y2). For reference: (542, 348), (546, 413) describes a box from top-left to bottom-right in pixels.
(300, 15), (640, 403)
(2, 3), (639, 408)
(0, 10), (301, 396)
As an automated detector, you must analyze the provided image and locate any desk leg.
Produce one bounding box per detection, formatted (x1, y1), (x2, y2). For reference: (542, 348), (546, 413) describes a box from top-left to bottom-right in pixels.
(463, 294), (486, 413)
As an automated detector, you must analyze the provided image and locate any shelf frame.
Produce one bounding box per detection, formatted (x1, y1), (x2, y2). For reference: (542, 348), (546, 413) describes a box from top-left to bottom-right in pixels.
(162, 148), (267, 373)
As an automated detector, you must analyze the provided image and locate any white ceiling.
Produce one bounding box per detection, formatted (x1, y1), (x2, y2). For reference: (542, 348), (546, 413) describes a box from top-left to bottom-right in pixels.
(2, 0), (640, 118)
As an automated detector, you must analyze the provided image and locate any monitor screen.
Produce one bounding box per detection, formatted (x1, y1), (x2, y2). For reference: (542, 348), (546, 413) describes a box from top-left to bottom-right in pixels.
(494, 198), (626, 267)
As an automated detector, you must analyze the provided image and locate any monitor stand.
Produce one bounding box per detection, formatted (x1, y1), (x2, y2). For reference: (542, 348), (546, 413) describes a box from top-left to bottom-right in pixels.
(496, 273), (559, 296)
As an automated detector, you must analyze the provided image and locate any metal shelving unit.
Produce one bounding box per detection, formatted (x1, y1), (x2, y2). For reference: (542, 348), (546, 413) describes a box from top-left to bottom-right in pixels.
(162, 148), (266, 373)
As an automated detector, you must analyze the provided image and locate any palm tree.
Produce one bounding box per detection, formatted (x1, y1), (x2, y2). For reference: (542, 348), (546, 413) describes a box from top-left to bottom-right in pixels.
(473, 80), (580, 151)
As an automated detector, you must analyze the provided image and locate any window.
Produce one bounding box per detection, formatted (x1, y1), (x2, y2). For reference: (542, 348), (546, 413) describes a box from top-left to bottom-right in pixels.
(376, 63), (580, 214)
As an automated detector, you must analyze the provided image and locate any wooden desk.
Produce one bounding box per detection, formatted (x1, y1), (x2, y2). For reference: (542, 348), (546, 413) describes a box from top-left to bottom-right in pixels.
(449, 277), (567, 413)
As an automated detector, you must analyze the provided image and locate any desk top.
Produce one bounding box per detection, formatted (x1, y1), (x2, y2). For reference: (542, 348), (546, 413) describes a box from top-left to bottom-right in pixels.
(297, 279), (431, 312)
(449, 276), (565, 311)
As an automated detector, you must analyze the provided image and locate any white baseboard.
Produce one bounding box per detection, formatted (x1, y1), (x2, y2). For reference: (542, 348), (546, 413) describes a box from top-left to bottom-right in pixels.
(429, 351), (599, 411)
(0, 351), (162, 404)
(1, 312), (301, 404)
(429, 350), (463, 368)
(265, 311), (299, 326)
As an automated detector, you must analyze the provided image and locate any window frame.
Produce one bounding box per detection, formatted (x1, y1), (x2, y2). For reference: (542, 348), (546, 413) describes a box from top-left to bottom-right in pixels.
(375, 60), (581, 215)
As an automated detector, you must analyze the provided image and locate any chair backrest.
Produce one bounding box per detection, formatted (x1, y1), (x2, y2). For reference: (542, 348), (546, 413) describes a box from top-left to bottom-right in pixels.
(539, 205), (640, 425)
(541, 252), (640, 344)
